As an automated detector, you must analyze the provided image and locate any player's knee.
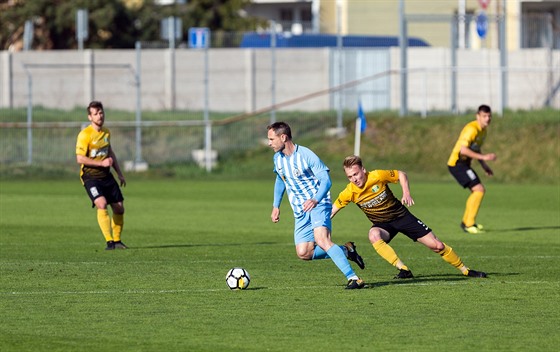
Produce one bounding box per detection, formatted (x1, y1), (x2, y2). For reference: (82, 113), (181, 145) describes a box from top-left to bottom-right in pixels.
(94, 198), (108, 209)
(432, 244), (444, 253)
(472, 184), (486, 193)
(429, 240), (445, 252)
(368, 229), (382, 243)
(111, 203), (125, 214)
(296, 250), (313, 260)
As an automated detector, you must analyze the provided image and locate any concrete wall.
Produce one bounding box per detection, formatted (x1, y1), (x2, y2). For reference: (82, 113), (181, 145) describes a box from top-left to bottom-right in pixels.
(1, 47), (558, 114)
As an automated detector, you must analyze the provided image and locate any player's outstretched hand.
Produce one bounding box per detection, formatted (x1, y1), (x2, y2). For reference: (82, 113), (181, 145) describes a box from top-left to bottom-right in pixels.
(401, 195), (415, 207)
(118, 175), (126, 187)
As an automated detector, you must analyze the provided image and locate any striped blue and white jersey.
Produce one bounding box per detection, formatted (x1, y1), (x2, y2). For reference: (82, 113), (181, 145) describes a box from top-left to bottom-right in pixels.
(273, 145), (331, 215)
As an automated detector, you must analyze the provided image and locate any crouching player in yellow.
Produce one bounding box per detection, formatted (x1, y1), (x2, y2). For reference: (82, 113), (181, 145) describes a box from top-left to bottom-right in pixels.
(331, 155), (487, 279)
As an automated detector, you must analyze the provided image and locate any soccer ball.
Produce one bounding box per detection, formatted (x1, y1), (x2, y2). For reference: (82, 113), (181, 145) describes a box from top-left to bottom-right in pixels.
(226, 267), (250, 290)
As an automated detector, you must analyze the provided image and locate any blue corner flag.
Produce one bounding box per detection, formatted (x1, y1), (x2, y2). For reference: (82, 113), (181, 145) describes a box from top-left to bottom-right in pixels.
(357, 101), (367, 133)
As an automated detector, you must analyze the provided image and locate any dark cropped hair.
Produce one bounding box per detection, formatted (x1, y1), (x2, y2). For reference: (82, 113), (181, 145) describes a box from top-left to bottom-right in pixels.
(267, 121), (292, 140)
(477, 104), (491, 114)
(87, 101), (104, 114)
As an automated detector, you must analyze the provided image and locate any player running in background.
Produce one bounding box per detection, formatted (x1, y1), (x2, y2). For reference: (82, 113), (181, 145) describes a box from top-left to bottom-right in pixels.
(332, 155), (487, 279)
(76, 101), (127, 250)
(267, 122), (366, 289)
(448, 104), (497, 234)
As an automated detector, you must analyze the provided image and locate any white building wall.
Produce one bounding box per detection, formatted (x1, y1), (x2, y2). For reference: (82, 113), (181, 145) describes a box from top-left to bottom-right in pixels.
(0, 47), (558, 114)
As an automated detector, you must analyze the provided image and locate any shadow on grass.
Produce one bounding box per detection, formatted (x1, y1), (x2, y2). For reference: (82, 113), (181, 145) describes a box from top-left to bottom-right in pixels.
(488, 226), (560, 233)
(363, 272), (510, 289)
(130, 241), (280, 250)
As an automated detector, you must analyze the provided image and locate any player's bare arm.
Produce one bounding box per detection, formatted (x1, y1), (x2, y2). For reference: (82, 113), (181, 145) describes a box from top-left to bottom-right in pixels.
(109, 147), (126, 187)
(331, 205), (341, 219)
(397, 170), (415, 207)
(76, 154), (113, 168)
(459, 146), (496, 161)
(479, 160), (494, 176)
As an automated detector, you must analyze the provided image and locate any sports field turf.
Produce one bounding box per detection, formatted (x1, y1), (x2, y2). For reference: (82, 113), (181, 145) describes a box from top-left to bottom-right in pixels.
(1, 179), (559, 351)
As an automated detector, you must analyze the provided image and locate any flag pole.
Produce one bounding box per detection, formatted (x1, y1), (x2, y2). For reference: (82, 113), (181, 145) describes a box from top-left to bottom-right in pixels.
(354, 116), (361, 156)
(354, 100), (366, 156)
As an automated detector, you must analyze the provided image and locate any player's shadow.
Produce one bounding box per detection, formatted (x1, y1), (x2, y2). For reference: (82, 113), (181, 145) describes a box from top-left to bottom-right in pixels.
(363, 272), (519, 289)
(487, 225), (560, 233)
(132, 241), (279, 250)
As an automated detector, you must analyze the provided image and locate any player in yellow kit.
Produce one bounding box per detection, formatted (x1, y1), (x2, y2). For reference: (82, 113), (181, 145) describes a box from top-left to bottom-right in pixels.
(448, 104), (496, 234)
(76, 101), (127, 250)
(332, 155), (487, 279)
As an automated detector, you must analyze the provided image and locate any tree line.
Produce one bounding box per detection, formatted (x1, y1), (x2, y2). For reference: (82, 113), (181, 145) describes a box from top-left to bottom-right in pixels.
(0, 0), (267, 50)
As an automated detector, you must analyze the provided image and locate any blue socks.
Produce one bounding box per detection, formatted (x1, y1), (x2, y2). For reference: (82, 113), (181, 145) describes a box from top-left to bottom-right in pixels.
(312, 245), (355, 279)
(317, 245), (355, 280)
(312, 245), (329, 259)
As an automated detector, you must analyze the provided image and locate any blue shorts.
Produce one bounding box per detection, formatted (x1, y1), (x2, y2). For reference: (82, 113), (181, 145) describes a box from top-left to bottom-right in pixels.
(293, 203), (332, 244)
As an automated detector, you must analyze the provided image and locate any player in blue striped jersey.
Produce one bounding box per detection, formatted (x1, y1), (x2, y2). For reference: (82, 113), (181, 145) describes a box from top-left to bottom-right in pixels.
(267, 122), (365, 289)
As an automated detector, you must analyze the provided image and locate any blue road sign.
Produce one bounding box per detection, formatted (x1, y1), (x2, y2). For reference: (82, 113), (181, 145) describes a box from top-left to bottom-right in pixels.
(189, 27), (210, 49)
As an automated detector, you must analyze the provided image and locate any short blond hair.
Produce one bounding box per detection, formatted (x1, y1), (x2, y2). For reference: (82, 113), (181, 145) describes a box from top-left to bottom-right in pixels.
(343, 155), (363, 169)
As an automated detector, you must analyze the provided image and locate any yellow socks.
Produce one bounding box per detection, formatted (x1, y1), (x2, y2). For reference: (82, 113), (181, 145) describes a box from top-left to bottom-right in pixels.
(463, 191), (484, 227)
(373, 240), (409, 271)
(97, 209), (113, 242)
(112, 213), (124, 242)
(438, 243), (468, 275)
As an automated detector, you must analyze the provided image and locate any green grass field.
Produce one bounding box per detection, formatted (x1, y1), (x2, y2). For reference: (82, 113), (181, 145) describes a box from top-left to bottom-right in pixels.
(1, 179), (559, 351)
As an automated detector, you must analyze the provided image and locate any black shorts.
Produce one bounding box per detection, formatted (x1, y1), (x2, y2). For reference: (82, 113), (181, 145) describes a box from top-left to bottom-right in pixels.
(83, 176), (124, 207)
(374, 211), (431, 243)
(448, 163), (481, 189)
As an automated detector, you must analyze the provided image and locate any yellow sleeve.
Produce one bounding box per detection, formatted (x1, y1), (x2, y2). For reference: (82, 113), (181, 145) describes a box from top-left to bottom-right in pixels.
(76, 129), (89, 157)
(457, 124), (477, 148)
(448, 122), (477, 166)
(334, 186), (353, 209)
(374, 169), (399, 184)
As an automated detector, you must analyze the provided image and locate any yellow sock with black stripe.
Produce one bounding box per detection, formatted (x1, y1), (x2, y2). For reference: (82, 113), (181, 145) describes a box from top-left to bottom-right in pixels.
(463, 191), (484, 227)
(112, 213), (124, 242)
(97, 209), (113, 242)
(438, 243), (468, 275)
(373, 240), (409, 271)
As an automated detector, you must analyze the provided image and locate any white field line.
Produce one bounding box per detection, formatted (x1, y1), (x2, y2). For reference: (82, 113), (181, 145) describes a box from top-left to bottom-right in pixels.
(1, 280), (558, 296)
(0, 255), (558, 266)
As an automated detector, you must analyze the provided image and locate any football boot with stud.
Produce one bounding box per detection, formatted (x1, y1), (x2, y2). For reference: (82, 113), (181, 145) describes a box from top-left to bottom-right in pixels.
(345, 278), (365, 290)
(466, 269), (487, 278)
(344, 242), (365, 269)
(394, 269), (414, 279)
(114, 241), (128, 249)
(461, 222), (484, 234)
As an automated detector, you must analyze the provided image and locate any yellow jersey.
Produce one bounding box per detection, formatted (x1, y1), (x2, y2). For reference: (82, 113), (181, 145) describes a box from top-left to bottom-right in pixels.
(334, 170), (408, 224)
(76, 125), (112, 182)
(447, 120), (487, 167)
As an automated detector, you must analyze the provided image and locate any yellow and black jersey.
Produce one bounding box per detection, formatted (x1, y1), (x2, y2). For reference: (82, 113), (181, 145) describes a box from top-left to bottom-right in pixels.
(447, 120), (487, 167)
(76, 125), (112, 182)
(334, 170), (408, 224)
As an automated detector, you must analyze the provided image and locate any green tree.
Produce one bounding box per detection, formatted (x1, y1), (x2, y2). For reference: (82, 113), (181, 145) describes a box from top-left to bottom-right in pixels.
(0, 0), (267, 50)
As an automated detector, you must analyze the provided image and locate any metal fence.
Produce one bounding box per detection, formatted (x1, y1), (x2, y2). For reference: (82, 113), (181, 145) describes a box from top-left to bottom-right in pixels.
(0, 111), (336, 171)
(1, 13), (559, 170)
